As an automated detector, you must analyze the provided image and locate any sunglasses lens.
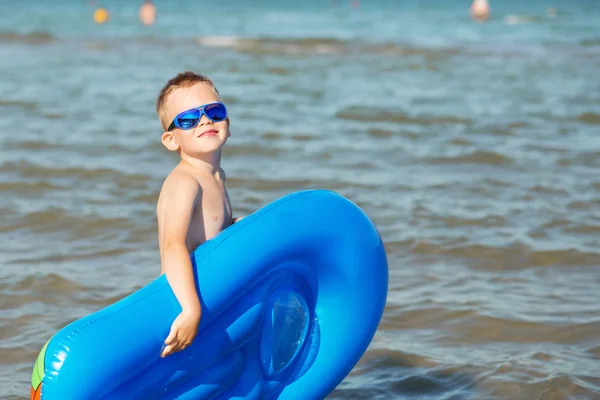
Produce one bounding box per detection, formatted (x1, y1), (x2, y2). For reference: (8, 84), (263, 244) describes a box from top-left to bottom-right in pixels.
(205, 103), (227, 121)
(177, 109), (200, 129)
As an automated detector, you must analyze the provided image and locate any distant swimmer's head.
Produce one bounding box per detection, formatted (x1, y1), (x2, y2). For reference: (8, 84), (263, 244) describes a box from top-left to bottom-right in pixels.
(470, 0), (490, 22)
(156, 71), (230, 156)
(139, 0), (156, 25)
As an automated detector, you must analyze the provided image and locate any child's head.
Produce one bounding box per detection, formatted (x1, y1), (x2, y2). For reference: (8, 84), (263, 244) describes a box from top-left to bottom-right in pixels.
(156, 71), (230, 158)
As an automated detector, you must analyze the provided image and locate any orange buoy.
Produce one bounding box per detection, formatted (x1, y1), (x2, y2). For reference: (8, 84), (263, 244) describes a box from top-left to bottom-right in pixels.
(470, 0), (490, 21)
(93, 7), (109, 24)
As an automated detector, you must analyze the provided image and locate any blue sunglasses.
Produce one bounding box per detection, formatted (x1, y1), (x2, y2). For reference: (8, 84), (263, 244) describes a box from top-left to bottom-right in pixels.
(167, 102), (227, 131)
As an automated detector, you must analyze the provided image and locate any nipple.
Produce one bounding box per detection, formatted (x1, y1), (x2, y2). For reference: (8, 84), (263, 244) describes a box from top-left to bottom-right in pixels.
(213, 216), (218, 221)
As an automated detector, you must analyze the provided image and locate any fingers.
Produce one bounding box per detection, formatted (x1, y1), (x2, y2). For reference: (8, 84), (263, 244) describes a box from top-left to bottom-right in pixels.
(162, 327), (179, 358)
(161, 343), (174, 358)
(161, 313), (198, 358)
(161, 340), (185, 358)
(161, 335), (193, 358)
(164, 327), (177, 346)
(161, 342), (190, 357)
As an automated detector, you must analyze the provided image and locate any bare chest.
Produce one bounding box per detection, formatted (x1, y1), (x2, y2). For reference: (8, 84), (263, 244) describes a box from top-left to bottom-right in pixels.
(187, 184), (232, 249)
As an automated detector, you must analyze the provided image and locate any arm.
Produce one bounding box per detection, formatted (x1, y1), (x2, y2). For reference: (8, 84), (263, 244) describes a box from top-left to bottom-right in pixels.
(158, 174), (202, 357)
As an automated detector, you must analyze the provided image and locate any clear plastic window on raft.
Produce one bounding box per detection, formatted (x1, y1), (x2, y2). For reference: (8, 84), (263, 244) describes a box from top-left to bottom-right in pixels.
(260, 289), (310, 377)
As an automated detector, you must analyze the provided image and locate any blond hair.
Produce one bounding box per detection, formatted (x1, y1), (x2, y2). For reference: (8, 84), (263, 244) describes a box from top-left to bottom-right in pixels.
(156, 71), (221, 131)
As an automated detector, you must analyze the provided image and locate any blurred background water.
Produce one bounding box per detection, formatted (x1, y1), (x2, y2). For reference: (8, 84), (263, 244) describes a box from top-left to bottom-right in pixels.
(1, 0), (600, 398)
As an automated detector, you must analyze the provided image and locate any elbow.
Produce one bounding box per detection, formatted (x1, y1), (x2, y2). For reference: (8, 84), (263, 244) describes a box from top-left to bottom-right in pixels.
(163, 240), (188, 253)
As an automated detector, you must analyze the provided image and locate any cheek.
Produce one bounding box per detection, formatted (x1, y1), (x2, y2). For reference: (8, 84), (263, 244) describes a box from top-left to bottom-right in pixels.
(173, 132), (189, 146)
(212, 121), (230, 138)
(222, 121), (231, 136)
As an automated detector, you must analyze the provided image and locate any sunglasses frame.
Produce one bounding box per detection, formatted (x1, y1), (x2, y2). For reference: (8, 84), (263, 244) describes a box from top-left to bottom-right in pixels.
(167, 102), (228, 131)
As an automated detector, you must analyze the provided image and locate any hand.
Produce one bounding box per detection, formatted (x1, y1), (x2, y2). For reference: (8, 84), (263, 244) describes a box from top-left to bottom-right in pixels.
(161, 309), (201, 358)
(232, 216), (244, 224)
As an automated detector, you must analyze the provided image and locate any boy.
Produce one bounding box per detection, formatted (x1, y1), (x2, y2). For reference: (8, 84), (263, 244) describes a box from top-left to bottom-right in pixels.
(155, 71), (237, 357)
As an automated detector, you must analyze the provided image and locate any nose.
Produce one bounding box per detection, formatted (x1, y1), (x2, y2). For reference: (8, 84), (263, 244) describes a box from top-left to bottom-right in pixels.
(198, 112), (213, 126)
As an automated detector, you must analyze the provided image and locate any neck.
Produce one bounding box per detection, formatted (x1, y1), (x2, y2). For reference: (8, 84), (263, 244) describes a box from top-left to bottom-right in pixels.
(179, 150), (221, 175)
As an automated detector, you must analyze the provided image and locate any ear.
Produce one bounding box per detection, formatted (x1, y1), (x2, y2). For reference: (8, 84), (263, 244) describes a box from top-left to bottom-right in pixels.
(161, 131), (180, 151)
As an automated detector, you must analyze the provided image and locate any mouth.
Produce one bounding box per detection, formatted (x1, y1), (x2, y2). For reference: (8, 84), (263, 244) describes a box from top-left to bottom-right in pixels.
(198, 129), (218, 138)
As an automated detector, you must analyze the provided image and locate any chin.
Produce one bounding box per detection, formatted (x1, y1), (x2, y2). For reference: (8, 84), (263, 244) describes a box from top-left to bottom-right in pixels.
(184, 135), (227, 155)
(190, 143), (225, 156)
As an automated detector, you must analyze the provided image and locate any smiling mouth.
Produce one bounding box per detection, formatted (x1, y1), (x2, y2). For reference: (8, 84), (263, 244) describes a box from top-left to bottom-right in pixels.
(198, 130), (218, 137)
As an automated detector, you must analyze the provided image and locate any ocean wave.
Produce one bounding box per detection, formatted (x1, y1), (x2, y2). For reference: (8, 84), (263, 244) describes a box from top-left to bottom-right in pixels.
(0, 31), (55, 44)
(557, 151), (600, 168)
(528, 184), (570, 195)
(580, 38), (600, 47)
(1, 273), (128, 311)
(0, 181), (65, 196)
(1, 160), (152, 185)
(5, 141), (62, 151)
(10, 247), (131, 264)
(224, 143), (283, 157)
(0, 99), (38, 110)
(226, 176), (313, 191)
(335, 347), (473, 399)
(503, 14), (541, 25)
(8, 273), (86, 293)
(426, 150), (513, 166)
(366, 128), (394, 138)
(405, 240), (600, 270)
(197, 36), (350, 55)
(3, 207), (135, 239)
(577, 112), (600, 125)
(335, 106), (472, 125)
(197, 35), (459, 57)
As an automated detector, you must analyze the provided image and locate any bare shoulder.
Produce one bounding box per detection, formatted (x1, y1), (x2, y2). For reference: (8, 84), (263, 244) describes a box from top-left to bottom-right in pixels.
(162, 168), (200, 191)
(157, 168), (202, 212)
